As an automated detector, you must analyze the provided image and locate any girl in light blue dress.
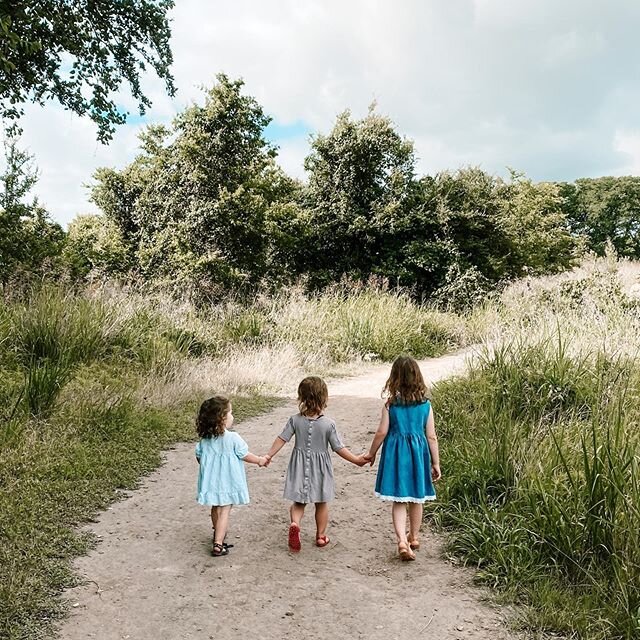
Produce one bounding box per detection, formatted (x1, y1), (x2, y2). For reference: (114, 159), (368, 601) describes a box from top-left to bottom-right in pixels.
(364, 356), (441, 561)
(195, 396), (267, 556)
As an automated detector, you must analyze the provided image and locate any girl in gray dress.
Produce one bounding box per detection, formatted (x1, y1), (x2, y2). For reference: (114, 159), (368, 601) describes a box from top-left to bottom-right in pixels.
(264, 376), (365, 551)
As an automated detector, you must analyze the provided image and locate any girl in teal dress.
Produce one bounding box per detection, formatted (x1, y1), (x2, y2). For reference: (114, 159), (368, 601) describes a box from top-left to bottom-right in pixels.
(364, 356), (441, 561)
(195, 396), (267, 556)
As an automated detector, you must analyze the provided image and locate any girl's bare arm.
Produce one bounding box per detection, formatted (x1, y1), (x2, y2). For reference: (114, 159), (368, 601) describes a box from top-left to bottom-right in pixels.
(242, 452), (268, 467)
(426, 409), (441, 480)
(264, 436), (287, 464)
(364, 405), (390, 464)
(336, 447), (366, 466)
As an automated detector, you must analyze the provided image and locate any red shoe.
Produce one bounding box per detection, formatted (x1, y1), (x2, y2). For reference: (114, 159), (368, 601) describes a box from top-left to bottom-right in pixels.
(288, 523), (301, 552)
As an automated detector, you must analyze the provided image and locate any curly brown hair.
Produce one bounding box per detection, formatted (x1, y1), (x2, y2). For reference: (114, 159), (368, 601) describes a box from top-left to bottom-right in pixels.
(197, 395), (230, 439)
(383, 355), (430, 405)
(297, 376), (328, 416)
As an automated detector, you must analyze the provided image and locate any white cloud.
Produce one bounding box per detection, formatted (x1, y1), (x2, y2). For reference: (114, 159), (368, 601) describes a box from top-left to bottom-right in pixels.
(614, 129), (640, 175)
(274, 137), (311, 181)
(16, 103), (143, 225)
(13, 0), (640, 227)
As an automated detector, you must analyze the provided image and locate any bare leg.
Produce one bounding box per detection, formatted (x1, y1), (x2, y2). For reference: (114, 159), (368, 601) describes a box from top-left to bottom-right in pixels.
(213, 505), (232, 545)
(392, 502), (408, 544)
(393, 502), (415, 560)
(408, 503), (423, 548)
(210, 506), (218, 532)
(314, 502), (329, 540)
(288, 502), (305, 551)
(290, 502), (306, 526)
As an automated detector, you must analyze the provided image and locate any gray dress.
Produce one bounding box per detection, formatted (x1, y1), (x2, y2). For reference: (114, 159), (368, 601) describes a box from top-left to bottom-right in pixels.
(279, 413), (345, 503)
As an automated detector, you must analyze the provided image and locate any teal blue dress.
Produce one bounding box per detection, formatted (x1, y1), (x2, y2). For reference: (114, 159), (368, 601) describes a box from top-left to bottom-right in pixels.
(374, 400), (436, 503)
(195, 431), (250, 506)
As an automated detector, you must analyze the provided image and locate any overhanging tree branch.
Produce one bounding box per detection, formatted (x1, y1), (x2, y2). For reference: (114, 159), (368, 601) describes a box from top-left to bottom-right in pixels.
(0, 0), (176, 142)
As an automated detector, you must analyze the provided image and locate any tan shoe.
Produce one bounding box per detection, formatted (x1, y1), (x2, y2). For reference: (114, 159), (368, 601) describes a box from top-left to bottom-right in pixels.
(398, 541), (416, 561)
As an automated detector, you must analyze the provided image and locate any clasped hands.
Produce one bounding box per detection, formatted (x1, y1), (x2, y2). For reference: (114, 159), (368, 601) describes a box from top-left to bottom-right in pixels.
(257, 452), (375, 468)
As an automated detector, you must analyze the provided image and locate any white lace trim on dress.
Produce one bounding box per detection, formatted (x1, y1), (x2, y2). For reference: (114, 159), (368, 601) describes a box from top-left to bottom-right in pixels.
(374, 492), (436, 503)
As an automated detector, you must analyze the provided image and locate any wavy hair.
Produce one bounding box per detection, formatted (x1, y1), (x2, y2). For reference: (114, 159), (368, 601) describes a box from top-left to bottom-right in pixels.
(297, 376), (328, 416)
(197, 395), (230, 439)
(383, 355), (430, 405)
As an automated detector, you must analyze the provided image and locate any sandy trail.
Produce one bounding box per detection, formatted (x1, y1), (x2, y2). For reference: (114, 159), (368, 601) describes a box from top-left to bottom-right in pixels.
(60, 349), (516, 640)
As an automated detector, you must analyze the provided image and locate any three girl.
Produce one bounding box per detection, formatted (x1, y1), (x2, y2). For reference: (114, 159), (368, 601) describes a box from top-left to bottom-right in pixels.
(195, 356), (441, 561)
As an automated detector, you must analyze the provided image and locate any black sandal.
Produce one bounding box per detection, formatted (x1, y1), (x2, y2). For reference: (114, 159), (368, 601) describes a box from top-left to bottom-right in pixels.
(212, 542), (229, 557)
(212, 531), (234, 549)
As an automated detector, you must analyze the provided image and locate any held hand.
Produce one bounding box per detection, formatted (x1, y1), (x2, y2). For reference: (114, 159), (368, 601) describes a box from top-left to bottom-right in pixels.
(354, 455), (367, 467)
(363, 452), (376, 467)
(431, 464), (442, 481)
(263, 454), (272, 467)
(257, 456), (268, 468)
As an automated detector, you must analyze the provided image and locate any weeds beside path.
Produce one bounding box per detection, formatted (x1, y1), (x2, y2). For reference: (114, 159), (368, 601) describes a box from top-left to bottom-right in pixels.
(57, 349), (517, 640)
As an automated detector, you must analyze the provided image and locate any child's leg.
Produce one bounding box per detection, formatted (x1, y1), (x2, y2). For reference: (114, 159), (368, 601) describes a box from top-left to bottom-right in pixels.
(408, 502), (423, 547)
(288, 502), (305, 551)
(210, 506), (218, 532)
(393, 502), (415, 560)
(213, 505), (232, 544)
(290, 502), (306, 526)
(314, 502), (329, 540)
(392, 502), (409, 543)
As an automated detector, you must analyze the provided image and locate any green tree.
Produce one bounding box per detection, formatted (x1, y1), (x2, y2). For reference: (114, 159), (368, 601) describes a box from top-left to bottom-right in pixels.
(559, 177), (640, 259)
(428, 168), (509, 282)
(379, 168), (579, 302)
(303, 107), (416, 286)
(498, 172), (578, 276)
(91, 75), (285, 293)
(0, 0), (175, 142)
(63, 214), (130, 279)
(0, 136), (64, 287)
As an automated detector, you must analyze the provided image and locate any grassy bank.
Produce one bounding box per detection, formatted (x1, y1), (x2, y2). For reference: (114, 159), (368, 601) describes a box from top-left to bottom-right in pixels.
(431, 256), (640, 639)
(0, 282), (471, 639)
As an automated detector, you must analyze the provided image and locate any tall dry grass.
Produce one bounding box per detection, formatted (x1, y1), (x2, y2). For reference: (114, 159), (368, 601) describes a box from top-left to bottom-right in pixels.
(0, 279), (471, 640)
(433, 254), (640, 639)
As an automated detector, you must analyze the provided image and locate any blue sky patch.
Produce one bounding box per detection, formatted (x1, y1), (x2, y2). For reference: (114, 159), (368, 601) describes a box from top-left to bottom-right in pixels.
(264, 120), (312, 142)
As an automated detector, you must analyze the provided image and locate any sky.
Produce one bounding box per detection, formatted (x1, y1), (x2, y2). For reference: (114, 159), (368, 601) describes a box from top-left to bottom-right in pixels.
(11, 0), (640, 228)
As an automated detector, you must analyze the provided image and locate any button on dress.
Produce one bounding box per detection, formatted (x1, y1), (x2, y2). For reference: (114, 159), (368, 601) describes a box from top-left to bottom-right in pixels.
(279, 414), (345, 503)
(374, 400), (436, 503)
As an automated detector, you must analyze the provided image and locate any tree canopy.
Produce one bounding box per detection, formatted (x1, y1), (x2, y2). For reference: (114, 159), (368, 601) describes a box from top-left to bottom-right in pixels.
(559, 177), (640, 259)
(0, 135), (63, 286)
(3, 70), (630, 304)
(0, 0), (175, 141)
(91, 74), (286, 293)
(86, 78), (584, 301)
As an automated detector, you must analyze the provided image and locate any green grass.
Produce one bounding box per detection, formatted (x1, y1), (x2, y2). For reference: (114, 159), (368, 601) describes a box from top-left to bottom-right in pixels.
(0, 286), (285, 640)
(269, 286), (468, 362)
(0, 392), (279, 640)
(430, 259), (640, 639)
(0, 281), (471, 639)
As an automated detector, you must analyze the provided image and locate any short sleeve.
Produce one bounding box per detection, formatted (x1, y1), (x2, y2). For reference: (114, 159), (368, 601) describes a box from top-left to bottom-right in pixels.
(195, 440), (202, 458)
(279, 416), (295, 442)
(328, 422), (345, 452)
(233, 433), (249, 460)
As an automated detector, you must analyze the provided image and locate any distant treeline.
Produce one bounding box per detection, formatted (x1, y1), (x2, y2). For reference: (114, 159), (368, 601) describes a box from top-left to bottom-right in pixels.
(3, 74), (640, 302)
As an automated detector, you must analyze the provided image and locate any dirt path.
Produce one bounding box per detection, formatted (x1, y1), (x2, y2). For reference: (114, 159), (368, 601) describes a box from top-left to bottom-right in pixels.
(60, 349), (517, 640)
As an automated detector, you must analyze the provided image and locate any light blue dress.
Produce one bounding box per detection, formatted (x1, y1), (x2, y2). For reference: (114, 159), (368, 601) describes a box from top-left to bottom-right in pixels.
(374, 400), (436, 503)
(195, 431), (250, 506)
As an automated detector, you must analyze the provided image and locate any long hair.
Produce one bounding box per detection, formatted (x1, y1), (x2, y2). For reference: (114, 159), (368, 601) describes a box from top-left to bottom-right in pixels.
(297, 376), (328, 416)
(197, 395), (230, 439)
(383, 355), (429, 404)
